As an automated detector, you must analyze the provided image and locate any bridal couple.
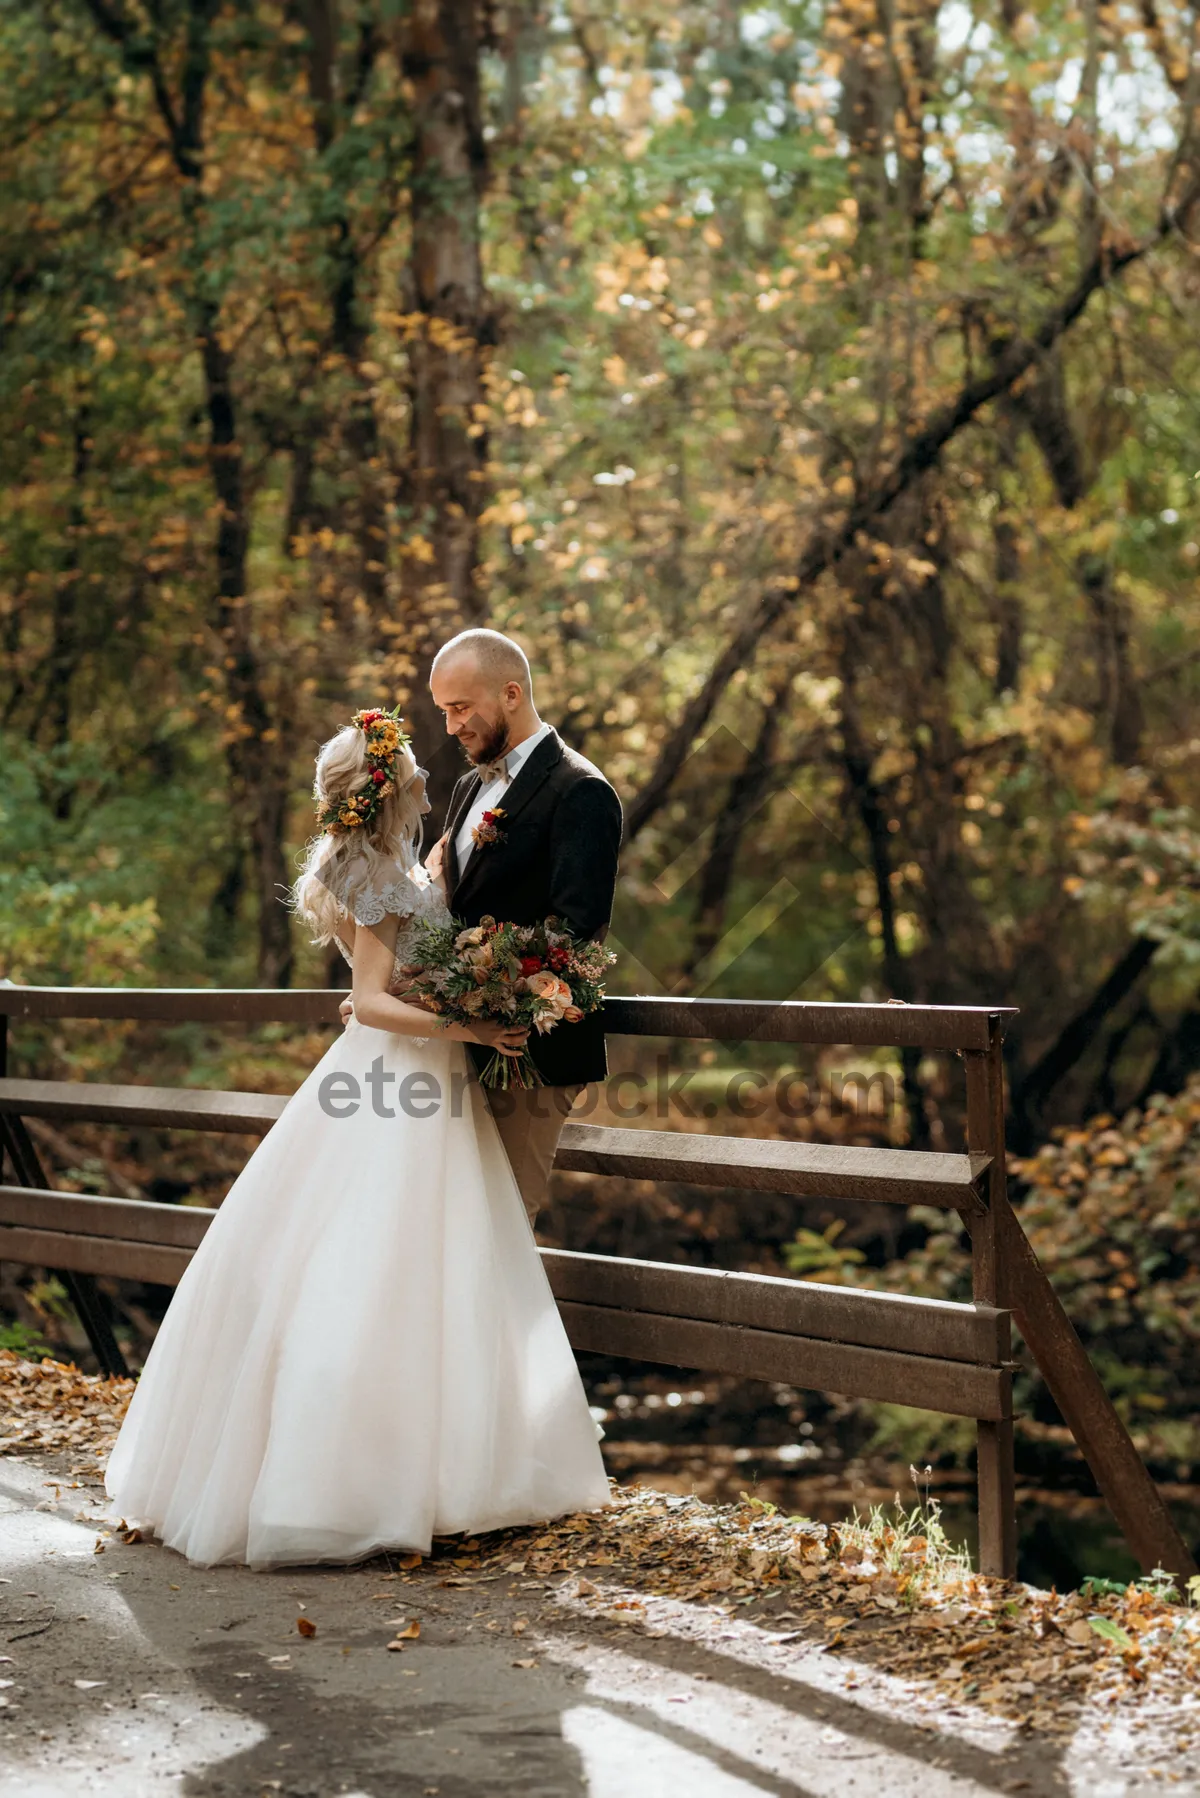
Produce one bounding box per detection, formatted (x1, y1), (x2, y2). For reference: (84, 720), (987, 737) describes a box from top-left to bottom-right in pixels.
(106, 629), (623, 1568)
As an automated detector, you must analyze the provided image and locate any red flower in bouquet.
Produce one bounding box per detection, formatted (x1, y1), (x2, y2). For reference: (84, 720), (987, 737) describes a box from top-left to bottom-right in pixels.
(408, 914), (617, 1089)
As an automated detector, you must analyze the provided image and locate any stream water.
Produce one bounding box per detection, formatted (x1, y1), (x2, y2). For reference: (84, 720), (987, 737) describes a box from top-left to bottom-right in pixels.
(581, 1363), (1200, 1590)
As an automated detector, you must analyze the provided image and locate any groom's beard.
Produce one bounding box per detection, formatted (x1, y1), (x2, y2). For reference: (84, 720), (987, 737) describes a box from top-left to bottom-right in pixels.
(468, 718), (511, 766)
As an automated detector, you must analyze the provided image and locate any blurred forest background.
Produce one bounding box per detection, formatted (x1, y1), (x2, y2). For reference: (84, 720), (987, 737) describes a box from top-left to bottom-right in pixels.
(3, 0), (1200, 1572)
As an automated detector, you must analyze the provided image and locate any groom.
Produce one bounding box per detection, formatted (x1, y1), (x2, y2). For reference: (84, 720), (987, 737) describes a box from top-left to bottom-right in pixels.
(423, 628), (623, 1223)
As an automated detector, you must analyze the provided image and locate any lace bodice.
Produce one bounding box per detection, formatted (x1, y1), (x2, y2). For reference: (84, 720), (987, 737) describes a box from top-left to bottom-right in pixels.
(333, 862), (452, 979)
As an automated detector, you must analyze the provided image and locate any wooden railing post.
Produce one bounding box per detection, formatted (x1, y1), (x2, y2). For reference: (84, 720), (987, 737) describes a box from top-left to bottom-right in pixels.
(964, 1036), (1017, 1579)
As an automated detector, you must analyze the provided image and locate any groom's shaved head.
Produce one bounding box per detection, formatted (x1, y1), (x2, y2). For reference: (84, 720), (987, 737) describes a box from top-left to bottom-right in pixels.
(430, 628), (540, 766)
(432, 628), (532, 698)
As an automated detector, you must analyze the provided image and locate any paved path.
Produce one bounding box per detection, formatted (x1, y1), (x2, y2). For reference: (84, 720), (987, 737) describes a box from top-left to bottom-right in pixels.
(0, 1456), (1194, 1796)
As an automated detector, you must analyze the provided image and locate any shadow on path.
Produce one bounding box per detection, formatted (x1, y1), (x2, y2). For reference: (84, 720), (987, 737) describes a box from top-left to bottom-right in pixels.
(0, 1460), (1183, 1797)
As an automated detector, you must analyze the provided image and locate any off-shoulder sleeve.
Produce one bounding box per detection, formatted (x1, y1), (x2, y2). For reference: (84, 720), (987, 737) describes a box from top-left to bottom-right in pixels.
(349, 874), (419, 930)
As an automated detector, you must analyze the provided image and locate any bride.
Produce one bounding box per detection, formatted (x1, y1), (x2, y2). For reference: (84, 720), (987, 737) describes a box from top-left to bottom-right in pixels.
(105, 709), (610, 1568)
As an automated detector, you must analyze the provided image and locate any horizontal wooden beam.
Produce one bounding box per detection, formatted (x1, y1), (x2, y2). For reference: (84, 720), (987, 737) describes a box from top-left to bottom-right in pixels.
(556, 1123), (990, 1210)
(0, 1213), (1008, 1417)
(0, 1223), (194, 1288)
(0, 1085), (988, 1208)
(0, 1079), (287, 1136)
(0, 1185), (212, 1249)
(0, 1185), (1007, 1364)
(542, 1248), (1009, 1365)
(0, 986), (1016, 1050)
(0, 985), (345, 1026)
(0, 1219), (1008, 1416)
(560, 1303), (1011, 1420)
(601, 998), (1016, 1051)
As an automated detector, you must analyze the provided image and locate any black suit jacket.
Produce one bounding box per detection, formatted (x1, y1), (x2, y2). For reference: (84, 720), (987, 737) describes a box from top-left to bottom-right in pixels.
(444, 729), (622, 1086)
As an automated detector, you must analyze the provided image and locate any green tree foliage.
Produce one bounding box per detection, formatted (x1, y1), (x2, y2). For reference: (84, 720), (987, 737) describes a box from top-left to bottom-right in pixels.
(1, 0), (1199, 1134)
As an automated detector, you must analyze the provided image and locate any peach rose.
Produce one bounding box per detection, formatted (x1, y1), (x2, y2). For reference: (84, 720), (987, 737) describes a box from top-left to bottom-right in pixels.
(526, 970), (571, 1010)
(528, 970), (573, 1033)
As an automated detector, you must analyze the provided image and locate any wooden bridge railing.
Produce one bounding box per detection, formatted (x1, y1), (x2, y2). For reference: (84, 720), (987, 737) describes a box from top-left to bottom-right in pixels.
(0, 984), (1193, 1584)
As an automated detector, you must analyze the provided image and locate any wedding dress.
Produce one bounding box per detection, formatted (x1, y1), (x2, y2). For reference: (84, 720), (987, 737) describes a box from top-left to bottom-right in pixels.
(105, 861), (610, 1568)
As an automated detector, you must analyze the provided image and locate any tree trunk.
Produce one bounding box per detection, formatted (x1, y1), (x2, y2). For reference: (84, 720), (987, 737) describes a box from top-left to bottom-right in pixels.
(993, 512), (1022, 695)
(83, 0), (294, 985)
(498, 0), (551, 277)
(1012, 350), (1086, 508)
(394, 0), (492, 818)
(204, 843), (246, 965)
(1081, 555), (1144, 766)
(199, 313), (295, 987)
(991, 411), (1023, 695)
(43, 399), (92, 818)
(682, 698), (782, 985)
(839, 646), (930, 1149)
(996, 9), (1144, 773)
(302, 1), (392, 631)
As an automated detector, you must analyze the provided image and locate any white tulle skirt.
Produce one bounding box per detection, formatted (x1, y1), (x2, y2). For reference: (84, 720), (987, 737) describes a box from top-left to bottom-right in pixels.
(105, 1019), (610, 1568)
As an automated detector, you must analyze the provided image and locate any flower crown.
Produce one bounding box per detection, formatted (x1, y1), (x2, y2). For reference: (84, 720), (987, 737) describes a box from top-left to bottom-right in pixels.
(316, 706), (413, 837)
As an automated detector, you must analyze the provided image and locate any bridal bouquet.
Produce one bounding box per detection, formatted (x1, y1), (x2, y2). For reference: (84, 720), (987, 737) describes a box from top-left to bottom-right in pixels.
(408, 915), (616, 1089)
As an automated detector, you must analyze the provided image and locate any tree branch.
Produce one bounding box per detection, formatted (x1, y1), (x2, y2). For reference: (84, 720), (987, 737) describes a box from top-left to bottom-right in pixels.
(624, 183), (1199, 843)
(82, 0), (190, 178)
(1010, 935), (1160, 1146)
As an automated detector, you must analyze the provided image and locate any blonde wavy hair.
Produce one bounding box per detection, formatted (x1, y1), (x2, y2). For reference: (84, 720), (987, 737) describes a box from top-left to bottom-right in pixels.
(291, 724), (427, 945)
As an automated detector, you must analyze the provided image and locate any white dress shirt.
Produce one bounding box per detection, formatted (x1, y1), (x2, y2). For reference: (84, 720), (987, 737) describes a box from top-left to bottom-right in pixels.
(454, 720), (554, 873)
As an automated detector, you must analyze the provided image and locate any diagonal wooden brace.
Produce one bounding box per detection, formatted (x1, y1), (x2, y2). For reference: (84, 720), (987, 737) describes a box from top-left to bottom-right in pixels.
(1003, 1198), (1197, 1582)
(964, 1042), (1195, 1583)
(0, 1112), (130, 1380)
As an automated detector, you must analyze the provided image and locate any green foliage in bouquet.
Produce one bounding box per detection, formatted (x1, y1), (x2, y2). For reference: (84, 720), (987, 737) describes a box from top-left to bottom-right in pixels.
(409, 915), (616, 1089)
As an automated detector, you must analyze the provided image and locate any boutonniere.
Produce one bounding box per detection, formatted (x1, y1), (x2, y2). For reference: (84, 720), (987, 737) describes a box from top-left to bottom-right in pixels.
(471, 806), (507, 849)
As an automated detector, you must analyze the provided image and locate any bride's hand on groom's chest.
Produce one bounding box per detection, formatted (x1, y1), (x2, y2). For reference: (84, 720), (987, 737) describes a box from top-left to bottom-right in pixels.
(424, 832), (450, 884)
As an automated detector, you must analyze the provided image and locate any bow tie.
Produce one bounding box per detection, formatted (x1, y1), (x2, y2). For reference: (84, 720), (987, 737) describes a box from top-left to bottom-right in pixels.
(476, 758), (510, 786)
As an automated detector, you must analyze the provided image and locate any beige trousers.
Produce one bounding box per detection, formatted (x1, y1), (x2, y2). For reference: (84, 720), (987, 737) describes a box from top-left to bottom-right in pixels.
(485, 1083), (584, 1226)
